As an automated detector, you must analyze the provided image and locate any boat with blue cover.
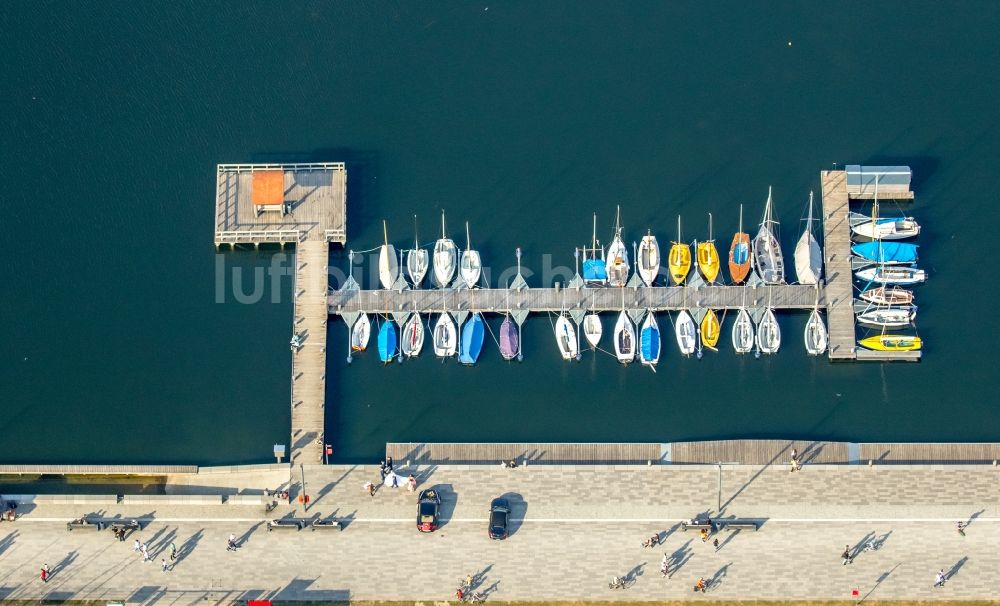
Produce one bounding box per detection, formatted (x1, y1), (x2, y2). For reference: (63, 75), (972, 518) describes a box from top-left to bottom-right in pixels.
(459, 313), (485, 365)
(378, 320), (397, 363)
(639, 311), (660, 368)
(852, 241), (918, 264)
(583, 213), (608, 285)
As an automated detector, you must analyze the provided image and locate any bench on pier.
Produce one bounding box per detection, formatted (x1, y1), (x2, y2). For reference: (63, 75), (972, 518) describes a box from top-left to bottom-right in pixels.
(105, 519), (142, 533)
(267, 518), (303, 531)
(717, 520), (759, 531)
(681, 519), (714, 532)
(66, 517), (102, 531)
(311, 518), (343, 531)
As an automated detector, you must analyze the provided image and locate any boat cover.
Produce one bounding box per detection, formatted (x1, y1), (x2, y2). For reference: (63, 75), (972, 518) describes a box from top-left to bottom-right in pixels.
(851, 241), (918, 263)
(378, 322), (396, 362)
(640, 325), (659, 361)
(459, 314), (485, 365)
(583, 258), (608, 281)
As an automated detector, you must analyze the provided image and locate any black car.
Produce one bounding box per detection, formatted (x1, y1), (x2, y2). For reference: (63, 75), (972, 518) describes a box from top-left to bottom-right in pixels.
(417, 488), (441, 532)
(488, 497), (510, 540)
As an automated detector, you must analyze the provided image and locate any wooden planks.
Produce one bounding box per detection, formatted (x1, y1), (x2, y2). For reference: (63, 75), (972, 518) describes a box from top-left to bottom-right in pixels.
(670, 440), (849, 465)
(290, 240), (330, 465)
(821, 171), (857, 360)
(329, 284), (825, 314)
(0, 464), (196, 475)
(214, 163), (347, 246)
(386, 443), (663, 464)
(859, 443), (1000, 464)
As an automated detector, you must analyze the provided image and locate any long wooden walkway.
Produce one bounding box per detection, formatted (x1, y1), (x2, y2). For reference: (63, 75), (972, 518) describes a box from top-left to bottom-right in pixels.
(290, 240), (330, 465)
(820, 170), (856, 360)
(329, 283), (824, 314)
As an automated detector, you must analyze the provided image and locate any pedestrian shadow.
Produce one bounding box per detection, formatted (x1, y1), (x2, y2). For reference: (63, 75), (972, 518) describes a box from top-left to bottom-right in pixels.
(715, 528), (740, 552)
(668, 539), (693, 578)
(150, 528), (178, 558)
(414, 464), (439, 485)
(314, 465), (357, 506)
(480, 580), (500, 597)
(470, 564), (494, 591)
(859, 563), (900, 602)
(872, 530), (892, 549)
(965, 509), (985, 528)
(946, 556), (968, 580)
(173, 529), (203, 564)
(660, 522), (681, 543)
(237, 522), (264, 546)
(623, 562), (645, 584)
(0, 531), (17, 556)
(335, 510), (357, 530)
(142, 527), (168, 554)
(51, 550), (78, 577)
(852, 531), (876, 560)
(707, 561), (732, 591)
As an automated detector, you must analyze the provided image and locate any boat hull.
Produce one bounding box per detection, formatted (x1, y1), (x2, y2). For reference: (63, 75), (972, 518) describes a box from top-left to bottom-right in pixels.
(756, 309), (781, 354)
(432, 313), (457, 357)
(700, 309), (721, 349)
(583, 313), (603, 348)
(639, 312), (660, 366)
(499, 316), (519, 360)
(696, 242), (720, 284)
(731, 308), (754, 353)
(668, 244), (691, 285)
(433, 240), (457, 288)
(753, 226), (785, 284)
(794, 231), (822, 285)
(855, 266), (926, 285)
(555, 316), (578, 360)
(407, 249), (428, 287)
(859, 335), (922, 351)
(460, 250), (482, 288)
(613, 310), (635, 363)
(804, 308), (827, 355)
(859, 286), (914, 306)
(401, 314), (424, 357)
(351, 313), (371, 352)
(675, 310), (696, 355)
(377, 321), (397, 363)
(606, 238), (630, 287)
(728, 233), (751, 284)
(379, 244), (399, 289)
(458, 314), (485, 365)
(637, 236), (660, 286)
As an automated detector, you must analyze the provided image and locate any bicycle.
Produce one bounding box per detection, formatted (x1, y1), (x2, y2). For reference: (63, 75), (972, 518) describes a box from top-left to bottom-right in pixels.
(862, 540), (881, 553)
(609, 576), (628, 590)
(466, 592), (486, 603)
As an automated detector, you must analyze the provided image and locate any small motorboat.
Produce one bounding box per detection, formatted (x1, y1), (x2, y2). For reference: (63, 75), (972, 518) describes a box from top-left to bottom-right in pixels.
(675, 309), (696, 356)
(407, 215), (429, 287)
(583, 312), (603, 349)
(378, 221), (399, 290)
(804, 308), (827, 355)
(351, 313), (371, 352)
(433, 211), (457, 288)
(613, 310), (635, 364)
(637, 230), (660, 287)
(432, 312), (457, 358)
(377, 320), (397, 363)
(700, 309), (721, 351)
(859, 334), (922, 351)
(458, 313), (485, 365)
(401, 313), (424, 357)
(639, 311), (660, 368)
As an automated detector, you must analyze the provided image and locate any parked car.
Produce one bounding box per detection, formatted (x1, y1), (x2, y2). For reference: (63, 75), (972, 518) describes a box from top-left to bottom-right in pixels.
(488, 497), (510, 540)
(417, 488), (441, 532)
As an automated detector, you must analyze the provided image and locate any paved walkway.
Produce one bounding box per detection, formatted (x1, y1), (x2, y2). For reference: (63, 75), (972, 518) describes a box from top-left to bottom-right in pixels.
(2, 464), (999, 602)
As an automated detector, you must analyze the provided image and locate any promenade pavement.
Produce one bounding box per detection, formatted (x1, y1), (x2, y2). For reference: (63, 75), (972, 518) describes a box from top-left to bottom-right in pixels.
(2, 463), (999, 603)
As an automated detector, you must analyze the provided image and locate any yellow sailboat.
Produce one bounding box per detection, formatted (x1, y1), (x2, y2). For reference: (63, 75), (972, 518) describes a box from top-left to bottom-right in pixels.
(700, 309), (721, 350)
(668, 215), (691, 285)
(696, 212), (721, 284)
(859, 335), (922, 351)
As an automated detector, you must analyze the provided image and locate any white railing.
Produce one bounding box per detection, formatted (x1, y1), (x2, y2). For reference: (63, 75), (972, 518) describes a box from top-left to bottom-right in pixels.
(217, 162), (345, 172)
(215, 230), (301, 244)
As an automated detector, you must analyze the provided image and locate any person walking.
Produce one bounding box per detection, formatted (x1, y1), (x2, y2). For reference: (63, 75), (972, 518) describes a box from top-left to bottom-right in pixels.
(694, 577), (706, 592)
(141, 543), (150, 562)
(934, 569), (946, 587)
(407, 474), (417, 492)
(660, 553), (669, 577)
(841, 545), (852, 565)
(386, 456), (394, 471)
(133, 538), (141, 553)
(40, 564), (50, 583)
(227, 533), (238, 551)
(713, 538), (720, 551)
(700, 527), (710, 543)
(957, 521), (966, 536)
(169, 542), (177, 561)
(365, 481), (375, 497)
(378, 460), (387, 481)
(161, 558), (170, 572)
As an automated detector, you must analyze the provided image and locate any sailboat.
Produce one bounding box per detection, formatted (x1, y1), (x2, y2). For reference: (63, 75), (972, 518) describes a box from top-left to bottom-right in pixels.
(637, 230), (660, 286)
(732, 307), (754, 354)
(854, 265), (926, 285)
(668, 215), (692, 285)
(697, 213), (720, 284)
(377, 319), (397, 363)
(351, 313), (371, 352)
(606, 206), (630, 287)
(639, 311), (660, 368)
(401, 309), (424, 358)
(859, 285), (914, 306)
(756, 289), (781, 354)
(859, 334), (922, 351)
(854, 304), (917, 329)
(804, 304), (827, 356)
(850, 215), (921, 240)
(378, 221), (399, 290)
(433, 294), (457, 358)
(554, 290), (579, 360)
(728, 204), (752, 285)
(852, 241), (918, 266)
(459, 222), (482, 288)
(794, 192), (822, 285)
(406, 215), (429, 287)
(432, 211), (457, 288)
(583, 213), (608, 286)
(700, 309), (721, 351)
(459, 313), (485, 365)
(675, 310), (696, 356)
(613, 309), (636, 364)
(753, 187), (785, 284)
(583, 312), (603, 348)
(499, 290), (519, 361)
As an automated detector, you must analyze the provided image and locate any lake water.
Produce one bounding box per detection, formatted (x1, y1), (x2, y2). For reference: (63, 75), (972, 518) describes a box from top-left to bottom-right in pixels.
(2, 2), (999, 464)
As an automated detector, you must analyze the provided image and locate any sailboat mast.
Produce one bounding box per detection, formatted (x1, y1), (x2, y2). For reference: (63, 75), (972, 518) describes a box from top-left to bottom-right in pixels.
(441, 210), (446, 238)
(708, 212), (713, 241)
(465, 221), (471, 250)
(739, 204), (744, 234)
(591, 213), (597, 258)
(413, 214), (419, 248)
(383, 220), (388, 247)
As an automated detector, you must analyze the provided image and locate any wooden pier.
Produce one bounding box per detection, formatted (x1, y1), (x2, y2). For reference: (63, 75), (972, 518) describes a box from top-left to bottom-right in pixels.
(213, 162), (346, 466)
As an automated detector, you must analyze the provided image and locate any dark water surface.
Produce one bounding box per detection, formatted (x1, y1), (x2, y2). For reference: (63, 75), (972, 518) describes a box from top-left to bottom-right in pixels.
(2, 2), (999, 464)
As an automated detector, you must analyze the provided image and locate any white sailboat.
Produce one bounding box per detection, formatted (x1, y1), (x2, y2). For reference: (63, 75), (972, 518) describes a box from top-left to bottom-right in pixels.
(613, 309), (635, 364)
(378, 220), (399, 290)
(854, 265), (926, 285)
(753, 186), (785, 284)
(583, 312), (603, 349)
(732, 307), (754, 354)
(855, 304), (917, 329)
(402, 313), (425, 357)
(859, 285), (914, 306)
(804, 304), (827, 356)
(554, 291), (579, 360)
(351, 313), (371, 352)
(406, 215), (429, 287)
(432, 211), (457, 288)
(794, 191), (822, 285)
(637, 229), (660, 287)
(849, 182), (920, 241)
(459, 221), (482, 288)
(606, 205), (630, 287)
(756, 289), (781, 354)
(432, 292), (456, 357)
(675, 310), (696, 356)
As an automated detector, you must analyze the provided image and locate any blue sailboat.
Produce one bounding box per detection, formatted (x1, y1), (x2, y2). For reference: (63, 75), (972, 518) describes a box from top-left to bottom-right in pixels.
(851, 241), (918, 264)
(378, 320), (397, 363)
(459, 313), (485, 365)
(583, 213), (608, 285)
(639, 311), (661, 368)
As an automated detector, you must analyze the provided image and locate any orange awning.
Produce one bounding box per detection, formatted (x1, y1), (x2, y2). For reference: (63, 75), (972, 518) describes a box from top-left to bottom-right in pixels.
(252, 170), (284, 205)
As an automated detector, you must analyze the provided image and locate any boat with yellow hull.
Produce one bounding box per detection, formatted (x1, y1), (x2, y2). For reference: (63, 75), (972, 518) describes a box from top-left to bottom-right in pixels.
(859, 334), (922, 351)
(700, 309), (721, 350)
(697, 213), (720, 284)
(668, 215), (691, 285)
